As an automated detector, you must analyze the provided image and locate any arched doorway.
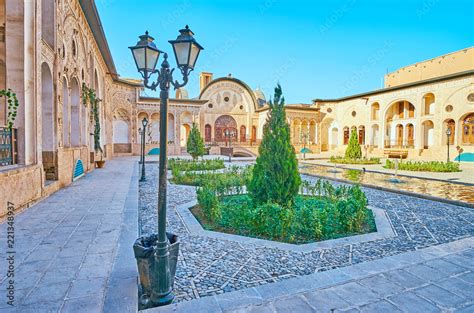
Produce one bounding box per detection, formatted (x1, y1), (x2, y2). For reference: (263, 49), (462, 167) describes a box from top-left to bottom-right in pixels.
(180, 111), (193, 147)
(423, 93), (435, 115)
(371, 124), (379, 147)
(62, 78), (69, 147)
(205, 124), (212, 142)
(371, 102), (380, 120)
(150, 113), (160, 143)
(113, 109), (130, 144)
(214, 115), (237, 142)
(358, 125), (365, 145)
(41, 63), (55, 152)
(137, 112), (149, 143)
(251, 126), (257, 142)
(396, 124), (404, 147)
(331, 127), (338, 148)
(168, 113), (175, 143)
(422, 120), (434, 149)
(70, 78), (80, 147)
(406, 124), (414, 147)
(343, 127), (350, 145)
(240, 125), (246, 142)
(461, 113), (474, 144)
(309, 120), (316, 144)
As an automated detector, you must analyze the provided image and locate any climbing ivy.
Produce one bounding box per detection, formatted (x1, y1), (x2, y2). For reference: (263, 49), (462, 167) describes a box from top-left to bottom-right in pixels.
(0, 89), (20, 129)
(81, 84), (103, 158)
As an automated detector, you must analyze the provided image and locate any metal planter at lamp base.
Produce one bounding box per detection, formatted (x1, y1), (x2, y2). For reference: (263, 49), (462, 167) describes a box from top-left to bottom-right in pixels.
(133, 233), (179, 310)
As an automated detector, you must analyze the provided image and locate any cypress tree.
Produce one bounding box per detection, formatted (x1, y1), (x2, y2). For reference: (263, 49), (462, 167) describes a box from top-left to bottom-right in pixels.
(345, 130), (362, 159)
(248, 84), (301, 207)
(186, 123), (205, 160)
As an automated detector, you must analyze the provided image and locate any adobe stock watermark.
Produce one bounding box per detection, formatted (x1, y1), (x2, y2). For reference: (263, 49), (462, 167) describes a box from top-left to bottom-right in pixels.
(5, 202), (15, 307)
(339, 40), (395, 95)
(319, 0), (357, 35)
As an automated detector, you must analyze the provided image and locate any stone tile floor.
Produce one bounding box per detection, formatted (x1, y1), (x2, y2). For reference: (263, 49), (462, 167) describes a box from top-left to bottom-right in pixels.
(0, 157), (137, 312)
(151, 238), (474, 312)
(139, 163), (474, 303)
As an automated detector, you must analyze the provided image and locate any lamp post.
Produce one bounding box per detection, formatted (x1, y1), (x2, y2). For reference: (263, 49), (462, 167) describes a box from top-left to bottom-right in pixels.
(140, 117), (148, 181)
(446, 127), (452, 163)
(129, 26), (203, 308)
(301, 131), (309, 160)
(224, 128), (235, 163)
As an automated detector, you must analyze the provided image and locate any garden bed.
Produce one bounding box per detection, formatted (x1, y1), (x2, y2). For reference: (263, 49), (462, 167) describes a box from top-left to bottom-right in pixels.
(384, 159), (461, 172)
(195, 179), (376, 244)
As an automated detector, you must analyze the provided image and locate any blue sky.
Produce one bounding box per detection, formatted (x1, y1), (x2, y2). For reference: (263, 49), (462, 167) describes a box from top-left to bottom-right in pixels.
(96, 0), (473, 103)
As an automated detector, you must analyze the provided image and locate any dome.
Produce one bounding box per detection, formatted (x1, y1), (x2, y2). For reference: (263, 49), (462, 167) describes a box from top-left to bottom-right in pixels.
(253, 88), (266, 107)
(175, 88), (189, 99)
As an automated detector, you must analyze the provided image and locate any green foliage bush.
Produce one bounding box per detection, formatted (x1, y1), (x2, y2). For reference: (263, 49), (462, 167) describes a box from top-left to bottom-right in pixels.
(168, 158), (224, 172)
(174, 165), (251, 187)
(344, 130), (362, 159)
(186, 123), (205, 160)
(249, 84), (301, 207)
(330, 156), (380, 164)
(196, 178), (374, 244)
(384, 159), (460, 172)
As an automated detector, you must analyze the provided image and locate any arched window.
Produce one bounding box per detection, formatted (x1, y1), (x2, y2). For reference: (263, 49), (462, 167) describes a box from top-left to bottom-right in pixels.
(205, 124), (212, 142)
(358, 126), (365, 145)
(240, 125), (246, 142)
(251, 126), (257, 142)
(343, 127), (350, 145)
(423, 93), (435, 115)
(462, 114), (474, 145)
(214, 115), (237, 142)
(371, 103), (380, 120)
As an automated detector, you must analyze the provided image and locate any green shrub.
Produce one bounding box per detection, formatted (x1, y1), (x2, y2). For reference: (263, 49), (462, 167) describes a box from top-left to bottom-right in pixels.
(195, 178), (374, 244)
(330, 156), (380, 165)
(344, 130), (362, 159)
(384, 159), (460, 172)
(196, 183), (221, 221)
(249, 84), (301, 207)
(186, 123), (205, 160)
(168, 158), (225, 171)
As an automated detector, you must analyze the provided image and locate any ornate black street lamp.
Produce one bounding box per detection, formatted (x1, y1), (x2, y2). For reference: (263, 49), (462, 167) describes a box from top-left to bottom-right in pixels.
(129, 26), (203, 308)
(446, 127), (452, 163)
(140, 117), (148, 182)
(224, 128), (235, 163)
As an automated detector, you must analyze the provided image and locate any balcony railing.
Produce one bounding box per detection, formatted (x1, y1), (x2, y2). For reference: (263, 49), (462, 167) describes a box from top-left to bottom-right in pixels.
(0, 127), (17, 166)
(384, 139), (414, 149)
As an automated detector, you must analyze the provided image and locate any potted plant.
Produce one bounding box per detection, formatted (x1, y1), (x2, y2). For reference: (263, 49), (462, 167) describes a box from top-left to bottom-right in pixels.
(82, 84), (105, 168)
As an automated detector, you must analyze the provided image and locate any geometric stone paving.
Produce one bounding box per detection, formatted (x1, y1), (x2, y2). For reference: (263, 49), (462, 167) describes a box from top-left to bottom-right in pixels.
(150, 239), (474, 312)
(139, 164), (474, 303)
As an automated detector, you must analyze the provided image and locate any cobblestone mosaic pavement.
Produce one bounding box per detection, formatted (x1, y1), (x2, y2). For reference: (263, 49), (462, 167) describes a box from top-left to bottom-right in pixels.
(139, 164), (474, 303)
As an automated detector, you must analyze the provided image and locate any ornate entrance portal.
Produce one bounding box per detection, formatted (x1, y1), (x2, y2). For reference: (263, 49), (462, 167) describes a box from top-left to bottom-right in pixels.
(214, 115), (237, 141)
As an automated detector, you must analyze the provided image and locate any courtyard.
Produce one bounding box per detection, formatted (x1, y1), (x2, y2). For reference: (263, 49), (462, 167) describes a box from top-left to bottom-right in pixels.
(0, 156), (473, 312)
(1, 0), (474, 312)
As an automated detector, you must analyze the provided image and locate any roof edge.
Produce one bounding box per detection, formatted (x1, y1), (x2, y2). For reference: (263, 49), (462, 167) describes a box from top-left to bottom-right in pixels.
(313, 70), (474, 103)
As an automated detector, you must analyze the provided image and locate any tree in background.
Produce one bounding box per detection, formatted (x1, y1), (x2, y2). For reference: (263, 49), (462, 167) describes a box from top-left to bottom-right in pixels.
(248, 84), (301, 207)
(186, 123), (205, 160)
(345, 130), (362, 159)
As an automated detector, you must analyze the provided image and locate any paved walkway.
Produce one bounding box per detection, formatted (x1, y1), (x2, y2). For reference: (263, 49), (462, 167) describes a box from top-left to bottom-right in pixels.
(0, 157), (139, 312)
(151, 237), (474, 312)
